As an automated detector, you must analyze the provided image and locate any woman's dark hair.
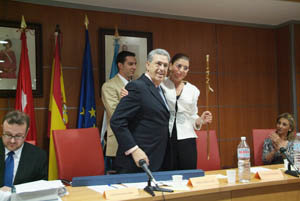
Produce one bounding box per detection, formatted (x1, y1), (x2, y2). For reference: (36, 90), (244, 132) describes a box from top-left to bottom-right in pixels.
(171, 53), (189, 64)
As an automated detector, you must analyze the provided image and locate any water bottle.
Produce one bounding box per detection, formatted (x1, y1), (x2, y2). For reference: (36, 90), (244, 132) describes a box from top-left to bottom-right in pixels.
(237, 136), (251, 183)
(293, 133), (300, 171)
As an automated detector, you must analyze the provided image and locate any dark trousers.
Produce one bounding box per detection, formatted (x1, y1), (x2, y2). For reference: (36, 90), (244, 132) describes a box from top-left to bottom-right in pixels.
(163, 126), (197, 170)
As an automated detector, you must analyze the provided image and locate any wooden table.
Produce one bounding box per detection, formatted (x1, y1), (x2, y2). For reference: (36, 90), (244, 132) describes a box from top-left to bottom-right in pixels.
(62, 165), (300, 201)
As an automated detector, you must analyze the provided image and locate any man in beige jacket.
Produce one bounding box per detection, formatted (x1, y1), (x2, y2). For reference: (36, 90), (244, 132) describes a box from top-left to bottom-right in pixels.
(101, 51), (137, 171)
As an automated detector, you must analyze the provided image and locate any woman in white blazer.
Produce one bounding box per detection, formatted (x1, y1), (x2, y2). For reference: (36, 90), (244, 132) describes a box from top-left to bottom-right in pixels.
(161, 53), (212, 170)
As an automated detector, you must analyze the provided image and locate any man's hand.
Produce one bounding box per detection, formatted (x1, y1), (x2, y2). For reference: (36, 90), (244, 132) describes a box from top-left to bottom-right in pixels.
(131, 148), (149, 167)
(120, 87), (128, 98)
(0, 186), (11, 192)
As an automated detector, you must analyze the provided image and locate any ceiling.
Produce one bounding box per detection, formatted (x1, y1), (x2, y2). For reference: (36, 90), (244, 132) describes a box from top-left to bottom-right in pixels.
(20, 0), (300, 26)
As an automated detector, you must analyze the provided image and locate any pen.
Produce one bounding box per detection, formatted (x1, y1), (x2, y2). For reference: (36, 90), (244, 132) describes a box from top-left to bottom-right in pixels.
(108, 184), (118, 189)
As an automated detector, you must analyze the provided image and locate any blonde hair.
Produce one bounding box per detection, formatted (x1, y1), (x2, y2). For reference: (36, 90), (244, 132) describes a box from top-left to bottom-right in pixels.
(276, 112), (295, 141)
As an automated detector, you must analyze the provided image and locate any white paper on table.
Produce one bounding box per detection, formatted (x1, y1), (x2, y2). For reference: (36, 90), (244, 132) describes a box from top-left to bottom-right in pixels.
(14, 180), (64, 193)
(215, 174), (228, 179)
(122, 182), (148, 189)
(159, 180), (190, 190)
(0, 190), (11, 201)
(10, 180), (65, 201)
(250, 167), (272, 174)
(88, 184), (127, 194)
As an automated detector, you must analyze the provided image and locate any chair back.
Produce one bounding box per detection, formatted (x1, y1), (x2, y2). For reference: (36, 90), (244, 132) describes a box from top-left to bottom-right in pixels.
(53, 127), (105, 182)
(25, 140), (36, 145)
(252, 129), (275, 166)
(196, 130), (221, 171)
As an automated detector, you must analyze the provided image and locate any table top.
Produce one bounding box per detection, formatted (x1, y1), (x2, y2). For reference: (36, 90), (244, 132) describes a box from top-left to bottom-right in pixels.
(62, 164), (300, 201)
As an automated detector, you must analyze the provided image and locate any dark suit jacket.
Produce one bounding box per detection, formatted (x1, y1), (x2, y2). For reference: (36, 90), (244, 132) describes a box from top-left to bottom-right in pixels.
(110, 74), (170, 173)
(0, 138), (48, 187)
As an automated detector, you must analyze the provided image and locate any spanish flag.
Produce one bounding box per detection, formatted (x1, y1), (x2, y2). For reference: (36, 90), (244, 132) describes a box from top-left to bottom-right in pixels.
(48, 27), (68, 180)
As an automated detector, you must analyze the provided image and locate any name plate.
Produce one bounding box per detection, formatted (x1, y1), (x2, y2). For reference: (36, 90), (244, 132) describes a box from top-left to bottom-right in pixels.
(188, 175), (219, 188)
(255, 169), (284, 181)
(103, 187), (139, 200)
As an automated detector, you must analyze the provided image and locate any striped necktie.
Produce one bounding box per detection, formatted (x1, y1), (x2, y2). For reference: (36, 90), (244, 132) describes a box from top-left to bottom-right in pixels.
(157, 86), (169, 110)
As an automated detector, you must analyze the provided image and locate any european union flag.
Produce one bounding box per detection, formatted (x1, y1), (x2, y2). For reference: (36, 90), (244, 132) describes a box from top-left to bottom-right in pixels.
(77, 29), (96, 128)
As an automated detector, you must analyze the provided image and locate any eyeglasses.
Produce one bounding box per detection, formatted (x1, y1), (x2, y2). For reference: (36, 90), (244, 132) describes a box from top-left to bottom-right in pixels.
(175, 64), (189, 71)
(2, 133), (25, 140)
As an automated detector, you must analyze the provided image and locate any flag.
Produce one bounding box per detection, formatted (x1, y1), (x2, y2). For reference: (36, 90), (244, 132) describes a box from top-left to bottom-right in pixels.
(48, 32), (68, 180)
(109, 38), (120, 79)
(100, 38), (120, 142)
(15, 30), (37, 141)
(77, 29), (96, 128)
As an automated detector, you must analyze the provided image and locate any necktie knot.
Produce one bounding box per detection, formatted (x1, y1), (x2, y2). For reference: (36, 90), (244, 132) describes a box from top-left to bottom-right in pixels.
(8, 151), (15, 157)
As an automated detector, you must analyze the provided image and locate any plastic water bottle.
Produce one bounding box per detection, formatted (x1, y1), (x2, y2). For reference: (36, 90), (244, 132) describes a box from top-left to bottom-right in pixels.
(237, 136), (251, 183)
(293, 133), (300, 171)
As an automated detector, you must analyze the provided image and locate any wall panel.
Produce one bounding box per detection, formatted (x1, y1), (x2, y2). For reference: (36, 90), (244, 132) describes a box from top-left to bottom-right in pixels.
(0, 1), (280, 169)
(276, 26), (292, 114)
(216, 24), (277, 167)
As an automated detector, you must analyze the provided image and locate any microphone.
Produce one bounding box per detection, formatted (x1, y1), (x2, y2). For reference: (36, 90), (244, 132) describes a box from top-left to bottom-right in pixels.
(138, 159), (158, 186)
(279, 147), (299, 175)
(279, 147), (294, 165)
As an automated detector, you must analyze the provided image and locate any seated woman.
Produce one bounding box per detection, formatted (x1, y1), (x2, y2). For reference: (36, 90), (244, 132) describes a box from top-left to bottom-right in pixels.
(262, 113), (295, 165)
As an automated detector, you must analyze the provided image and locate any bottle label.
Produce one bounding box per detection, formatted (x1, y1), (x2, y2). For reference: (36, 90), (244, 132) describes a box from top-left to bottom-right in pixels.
(294, 143), (300, 151)
(238, 148), (250, 158)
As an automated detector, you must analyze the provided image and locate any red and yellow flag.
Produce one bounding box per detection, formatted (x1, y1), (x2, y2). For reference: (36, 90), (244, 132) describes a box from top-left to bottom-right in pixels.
(48, 31), (68, 180)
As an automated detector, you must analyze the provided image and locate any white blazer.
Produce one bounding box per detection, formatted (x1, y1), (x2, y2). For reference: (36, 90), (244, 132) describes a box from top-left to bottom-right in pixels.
(161, 78), (201, 140)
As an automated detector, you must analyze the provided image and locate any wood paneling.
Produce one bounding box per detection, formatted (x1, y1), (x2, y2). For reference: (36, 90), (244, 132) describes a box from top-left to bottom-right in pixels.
(276, 26), (292, 114)
(295, 24), (300, 128)
(0, 1), (288, 170)
(216, 24), (278, 168)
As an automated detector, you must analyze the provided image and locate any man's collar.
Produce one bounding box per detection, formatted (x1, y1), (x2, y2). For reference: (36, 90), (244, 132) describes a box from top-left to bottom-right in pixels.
(145, 73), (160, 87)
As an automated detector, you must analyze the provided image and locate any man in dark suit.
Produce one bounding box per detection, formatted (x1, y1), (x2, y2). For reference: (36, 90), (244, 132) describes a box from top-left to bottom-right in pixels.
(110, 48), (170, 173)
(0, 110), (47, 190)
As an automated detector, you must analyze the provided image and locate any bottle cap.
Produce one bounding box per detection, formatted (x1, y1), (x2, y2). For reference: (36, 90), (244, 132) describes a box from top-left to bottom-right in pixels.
(241, 136), (246, 140)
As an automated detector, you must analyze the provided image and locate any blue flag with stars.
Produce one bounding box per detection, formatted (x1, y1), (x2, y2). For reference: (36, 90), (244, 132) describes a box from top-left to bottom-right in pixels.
(77, 29), (96, 128)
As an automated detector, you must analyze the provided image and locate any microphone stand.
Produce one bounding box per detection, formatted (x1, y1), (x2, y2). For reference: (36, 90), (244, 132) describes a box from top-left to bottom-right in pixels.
(280, 147), (300, 177)
(144, 178), (173, 197)
(285, 162), (300, 178)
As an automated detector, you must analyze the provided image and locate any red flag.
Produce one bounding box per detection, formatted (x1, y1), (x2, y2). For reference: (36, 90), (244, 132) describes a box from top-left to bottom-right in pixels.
(15, 31), (37, 142)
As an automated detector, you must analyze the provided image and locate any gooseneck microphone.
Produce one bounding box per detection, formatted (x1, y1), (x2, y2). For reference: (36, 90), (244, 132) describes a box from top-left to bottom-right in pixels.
(138, 159), (158, 186)
(279, 147), (300, 176)
(279, 147), (294, 166)
(138, 159), (174, 197)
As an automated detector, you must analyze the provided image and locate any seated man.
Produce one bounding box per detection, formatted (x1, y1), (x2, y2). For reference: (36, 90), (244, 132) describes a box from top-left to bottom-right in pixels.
(0, 110), (47, 191)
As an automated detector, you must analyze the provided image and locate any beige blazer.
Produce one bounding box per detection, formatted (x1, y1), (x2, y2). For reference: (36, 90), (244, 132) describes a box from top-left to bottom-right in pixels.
(101, 75), (125, 156)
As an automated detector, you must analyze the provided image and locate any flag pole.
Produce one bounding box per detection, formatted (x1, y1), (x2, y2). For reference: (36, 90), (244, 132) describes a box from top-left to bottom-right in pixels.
(20, 15), (27, 29)
(205, 54), (213, 160)
(85, 14), (89, 30)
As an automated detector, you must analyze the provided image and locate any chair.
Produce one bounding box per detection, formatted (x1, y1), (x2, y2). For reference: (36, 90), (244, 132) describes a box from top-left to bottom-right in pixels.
(252, 129), (275, 166)
(196, 130), (221, 171)
(53, 127), (105, 182)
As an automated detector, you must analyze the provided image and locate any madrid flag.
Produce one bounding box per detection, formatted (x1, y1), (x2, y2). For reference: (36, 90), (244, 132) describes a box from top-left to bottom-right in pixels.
(15, 30), (37, 141)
